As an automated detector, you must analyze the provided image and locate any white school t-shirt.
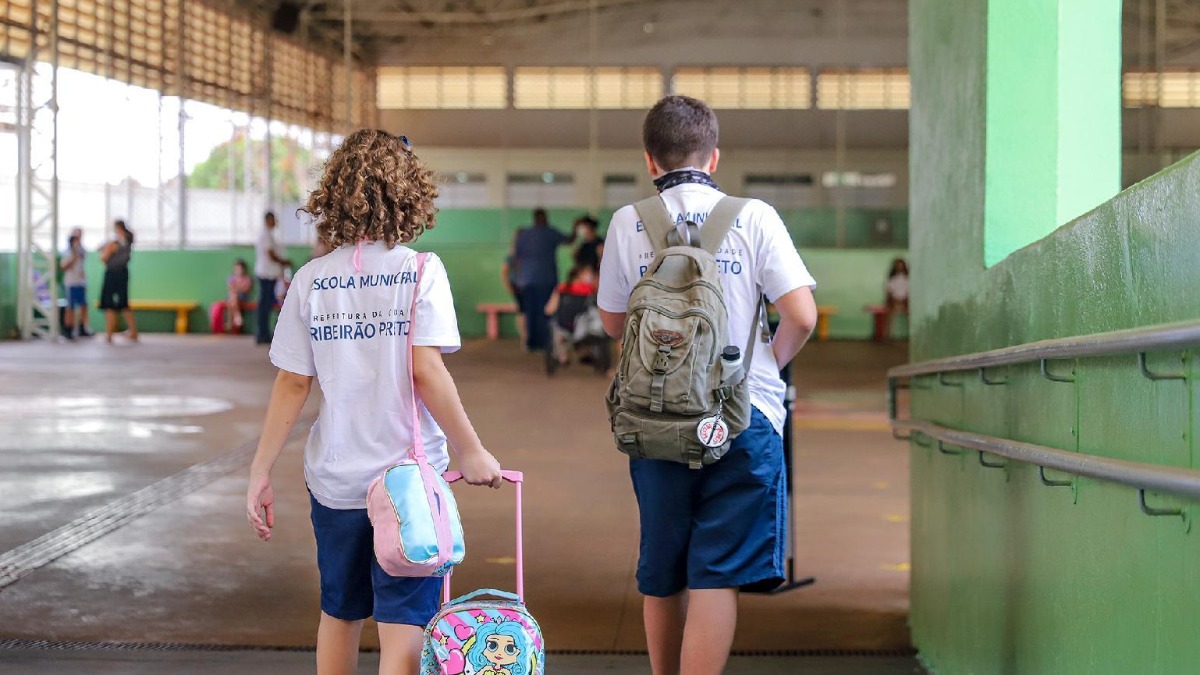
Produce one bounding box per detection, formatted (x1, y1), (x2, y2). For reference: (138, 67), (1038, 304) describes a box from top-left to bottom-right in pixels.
(270, 242), (461, 510)
(597, 182), (817, 436)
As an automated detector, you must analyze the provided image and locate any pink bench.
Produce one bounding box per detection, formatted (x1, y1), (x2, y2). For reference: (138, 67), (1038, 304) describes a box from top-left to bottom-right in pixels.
(476, 302), (518, 340)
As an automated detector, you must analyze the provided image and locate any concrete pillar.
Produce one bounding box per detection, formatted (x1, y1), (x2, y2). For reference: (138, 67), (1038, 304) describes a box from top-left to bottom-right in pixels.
(910, 0), (1123, 354)
(983, 0), (1122, 266)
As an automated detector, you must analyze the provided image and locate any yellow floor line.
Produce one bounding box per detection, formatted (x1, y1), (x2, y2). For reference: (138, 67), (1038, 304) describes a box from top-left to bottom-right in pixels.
(794, 417), (891, 431)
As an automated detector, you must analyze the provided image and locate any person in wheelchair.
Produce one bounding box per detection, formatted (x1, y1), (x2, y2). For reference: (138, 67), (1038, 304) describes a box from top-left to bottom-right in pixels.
(543, 264), (609, 373)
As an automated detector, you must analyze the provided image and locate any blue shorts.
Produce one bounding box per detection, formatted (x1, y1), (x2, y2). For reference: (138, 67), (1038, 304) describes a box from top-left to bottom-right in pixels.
(629, 407), (787, 597)
(66, 285), (87, 309)
(309, 493), (442, 625)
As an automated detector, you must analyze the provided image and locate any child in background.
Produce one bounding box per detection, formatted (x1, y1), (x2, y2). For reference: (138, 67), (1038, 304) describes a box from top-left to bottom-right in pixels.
(544, 265), (600, 366)
(226, 259), (253, 332)
(245, 129), (504, 675)
(60, 231), (91, 339)
(544, 264), (598, 324)
(884, 257), (909, 339)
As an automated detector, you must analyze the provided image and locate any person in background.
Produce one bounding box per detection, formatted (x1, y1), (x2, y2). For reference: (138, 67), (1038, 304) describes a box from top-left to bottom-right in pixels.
(544, 263), (600, 330)
(884, 257), (909, 339)
(254, 211), (293, 345)
(499, 250), (527, 349)
(572, 215), (604, 273)
(512, 208), (574, 352)
(226, 258), (254, 332)
(99, 220), (138, 344)
(60, 229), (92, 339)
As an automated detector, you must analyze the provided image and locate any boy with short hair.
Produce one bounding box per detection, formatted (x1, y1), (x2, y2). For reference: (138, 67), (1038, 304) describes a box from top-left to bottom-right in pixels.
(597, 95), (818, 675)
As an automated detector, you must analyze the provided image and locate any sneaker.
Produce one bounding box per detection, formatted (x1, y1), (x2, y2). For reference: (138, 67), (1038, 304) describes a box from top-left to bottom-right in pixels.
(78, 328), (94, 337)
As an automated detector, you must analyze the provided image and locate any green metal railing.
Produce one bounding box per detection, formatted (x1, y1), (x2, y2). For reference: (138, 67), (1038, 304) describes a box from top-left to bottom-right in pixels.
(888, 319), (1200, 517)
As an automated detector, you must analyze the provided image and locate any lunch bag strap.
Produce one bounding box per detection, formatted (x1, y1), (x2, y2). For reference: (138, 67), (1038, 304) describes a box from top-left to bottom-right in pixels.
(402, 252), (454, 570)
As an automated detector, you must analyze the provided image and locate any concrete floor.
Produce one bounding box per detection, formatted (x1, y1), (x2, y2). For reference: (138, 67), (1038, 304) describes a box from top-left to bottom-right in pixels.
(0, 334), (916, 673)
(0, 647), (925, 674)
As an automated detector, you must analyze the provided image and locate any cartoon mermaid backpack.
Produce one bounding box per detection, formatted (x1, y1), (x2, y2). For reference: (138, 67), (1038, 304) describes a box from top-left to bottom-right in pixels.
(420, 470), (544, 675)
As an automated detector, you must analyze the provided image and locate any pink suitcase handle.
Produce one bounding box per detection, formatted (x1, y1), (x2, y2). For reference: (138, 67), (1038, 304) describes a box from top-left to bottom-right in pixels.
(441, 470), (525, 604)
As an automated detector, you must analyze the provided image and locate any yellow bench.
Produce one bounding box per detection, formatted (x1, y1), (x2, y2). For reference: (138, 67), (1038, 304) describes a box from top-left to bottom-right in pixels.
(128, 300), (199, 335)
(766, 303), (838, 341)
(816, 305), (838, 341)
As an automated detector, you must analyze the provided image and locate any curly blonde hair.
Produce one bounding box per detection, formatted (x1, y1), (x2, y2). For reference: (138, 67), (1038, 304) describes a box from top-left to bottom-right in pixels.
(303, 129), (439, 249)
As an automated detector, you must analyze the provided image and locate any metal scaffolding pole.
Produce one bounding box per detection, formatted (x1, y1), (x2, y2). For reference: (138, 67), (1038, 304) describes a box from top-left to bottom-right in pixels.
(833, 0), (847, 249)
(586, 0), (600, 215)
(344, 0), (353, 131)
(16, 0), (61, 340)
(177, 0), (187, 246)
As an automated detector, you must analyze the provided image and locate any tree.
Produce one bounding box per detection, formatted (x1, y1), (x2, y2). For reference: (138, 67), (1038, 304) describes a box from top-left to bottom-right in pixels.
(187, 132), (313, 203)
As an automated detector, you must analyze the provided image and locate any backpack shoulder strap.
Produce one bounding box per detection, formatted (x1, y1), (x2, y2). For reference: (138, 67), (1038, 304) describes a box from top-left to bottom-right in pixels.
(633, 196), (676, 254)
(740, 295), (771, 376)
(698, 196), (752, 256)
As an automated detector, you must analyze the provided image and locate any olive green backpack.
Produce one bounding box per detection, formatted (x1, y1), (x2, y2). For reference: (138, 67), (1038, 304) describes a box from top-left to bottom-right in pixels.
(606, 195), (768, 469)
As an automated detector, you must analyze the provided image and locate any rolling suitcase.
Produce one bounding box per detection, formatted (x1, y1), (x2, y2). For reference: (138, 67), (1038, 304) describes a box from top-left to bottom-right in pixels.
(420, 469), (544, 675)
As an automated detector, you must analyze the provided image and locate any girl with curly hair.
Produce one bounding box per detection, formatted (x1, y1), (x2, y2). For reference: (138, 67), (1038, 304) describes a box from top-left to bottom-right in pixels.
(245, 129), (504, 675)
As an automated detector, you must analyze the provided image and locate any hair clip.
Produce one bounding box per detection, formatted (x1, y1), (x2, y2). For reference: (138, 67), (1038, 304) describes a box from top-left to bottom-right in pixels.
(374, 129), (412, 149)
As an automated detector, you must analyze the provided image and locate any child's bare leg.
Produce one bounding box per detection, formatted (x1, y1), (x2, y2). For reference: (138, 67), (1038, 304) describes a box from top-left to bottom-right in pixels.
(105, 309), (117, 343)
(644, 592), (686, 675)
(377, 622), (423, 675)
(678, 588), (737, 675)
(121, 308), (138, 340)
(225, 291), (237, 330)
(317, 612), (363, 675)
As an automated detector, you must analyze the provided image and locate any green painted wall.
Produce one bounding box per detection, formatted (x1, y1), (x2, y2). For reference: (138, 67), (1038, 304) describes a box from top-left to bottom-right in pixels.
(0, 252), (16, 339)
(68, 246), (314, 335)
(910, 150), (1200, 675)
(911, 0), (1200, 672)
(803, 248), (909, 339)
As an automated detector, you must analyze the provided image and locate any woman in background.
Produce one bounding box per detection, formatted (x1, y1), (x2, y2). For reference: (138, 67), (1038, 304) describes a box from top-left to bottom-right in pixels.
(883, 257), (909, 340)
(99, 220), (138, 344)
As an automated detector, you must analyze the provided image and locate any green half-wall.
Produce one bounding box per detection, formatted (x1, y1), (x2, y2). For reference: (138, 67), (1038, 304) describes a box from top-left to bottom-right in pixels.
(1, 207), (909, 341)
(911, 0), (1200, 671)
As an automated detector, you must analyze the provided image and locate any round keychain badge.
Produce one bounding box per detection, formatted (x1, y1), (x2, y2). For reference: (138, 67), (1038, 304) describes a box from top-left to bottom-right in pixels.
(697, 414), (730, 448)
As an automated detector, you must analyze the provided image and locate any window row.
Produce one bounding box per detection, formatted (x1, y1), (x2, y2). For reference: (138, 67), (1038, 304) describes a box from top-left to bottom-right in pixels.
(1124, 70), (1200, 108)
(379, 66), (1200, 111)
(377, 66), (910, 110)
